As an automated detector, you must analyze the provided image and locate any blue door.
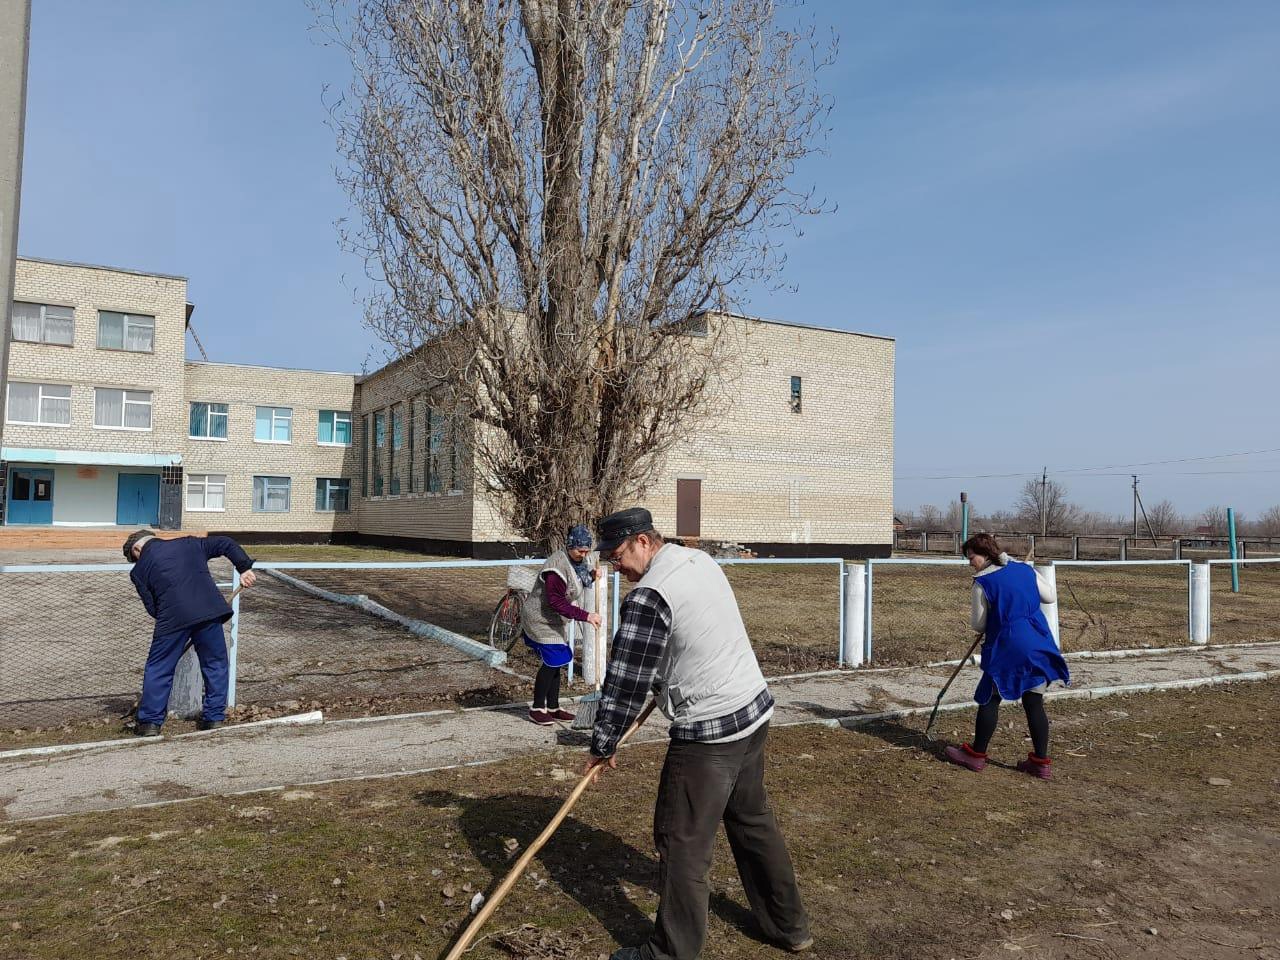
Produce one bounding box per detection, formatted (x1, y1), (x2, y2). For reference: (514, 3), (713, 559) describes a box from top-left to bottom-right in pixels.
(117, 473), (160, 526)
(6, 468), (55, 525)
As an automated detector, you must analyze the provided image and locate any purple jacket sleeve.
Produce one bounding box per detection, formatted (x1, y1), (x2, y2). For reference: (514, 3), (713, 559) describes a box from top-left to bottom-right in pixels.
(544, 571), (591, 622)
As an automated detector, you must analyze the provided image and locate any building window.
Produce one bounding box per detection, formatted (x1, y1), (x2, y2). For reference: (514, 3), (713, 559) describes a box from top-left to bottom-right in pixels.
(318, 409), (352, 446)
(254, 406), (292, 443)
(186, 473), (226, 511)
(361, 414), (369, 497)
(426, 407), (444, 493)
(316, 478), (350, 512)
(94, 387), (152, 430)
(790, 375), (802, 414)
(392, 407), (404, 450)
(97, 310), (155, 352)
(253, 476), (291, 512)
(374, 411), (386, 448)
(5, 382), (72, 426)
(12, 301), (74, 346)
(189, 402), (229, 439)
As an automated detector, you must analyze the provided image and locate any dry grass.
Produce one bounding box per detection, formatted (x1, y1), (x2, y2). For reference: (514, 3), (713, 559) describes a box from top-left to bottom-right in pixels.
(2, 682), (1277, 959)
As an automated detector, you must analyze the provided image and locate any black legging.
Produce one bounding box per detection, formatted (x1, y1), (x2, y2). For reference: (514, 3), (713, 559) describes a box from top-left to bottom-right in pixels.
(972, 691), (1050, 759)
(532, 664), (563, 710)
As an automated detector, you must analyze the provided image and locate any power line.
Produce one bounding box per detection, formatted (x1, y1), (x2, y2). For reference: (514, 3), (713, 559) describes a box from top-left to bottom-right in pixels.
(896, 445), (1280, 481)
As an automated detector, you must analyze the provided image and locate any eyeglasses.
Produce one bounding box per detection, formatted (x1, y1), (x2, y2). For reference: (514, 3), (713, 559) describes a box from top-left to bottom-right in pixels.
(601, 536), (635, 565)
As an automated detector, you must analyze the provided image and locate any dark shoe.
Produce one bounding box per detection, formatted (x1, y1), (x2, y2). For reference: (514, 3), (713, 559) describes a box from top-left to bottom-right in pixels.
(196, 720), (224, 731)
(784, 936), (814, 953)
(548, 708), (576, 722)
(1016, 753), (1052, 780)
(944, 743), (988, 772)
(528, 708), (554, 726)
(610, 948), (644, 960)
(133, 723), (162, 737)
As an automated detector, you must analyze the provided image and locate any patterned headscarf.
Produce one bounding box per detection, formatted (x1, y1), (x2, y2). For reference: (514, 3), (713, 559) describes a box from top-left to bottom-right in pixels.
(567, 525), (595, 586)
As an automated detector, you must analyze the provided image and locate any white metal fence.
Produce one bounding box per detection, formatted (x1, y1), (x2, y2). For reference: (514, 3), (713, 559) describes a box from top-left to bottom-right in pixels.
(0, 551), (1273, 736)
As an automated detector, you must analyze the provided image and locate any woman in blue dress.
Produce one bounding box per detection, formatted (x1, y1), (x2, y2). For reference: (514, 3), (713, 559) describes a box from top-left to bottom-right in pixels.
(945, 533), (1070, 780)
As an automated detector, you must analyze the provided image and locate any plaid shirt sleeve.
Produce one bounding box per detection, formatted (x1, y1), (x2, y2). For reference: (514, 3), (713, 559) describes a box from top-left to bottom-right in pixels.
(590, 587), (672, 759)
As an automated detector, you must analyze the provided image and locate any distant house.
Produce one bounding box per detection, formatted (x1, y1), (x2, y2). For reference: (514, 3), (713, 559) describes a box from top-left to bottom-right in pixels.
(892, 516), (906, 533)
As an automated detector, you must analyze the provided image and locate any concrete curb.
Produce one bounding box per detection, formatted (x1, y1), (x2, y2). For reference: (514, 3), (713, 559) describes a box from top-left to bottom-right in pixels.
(261, 568), (507, 668)
(0, 710), (324, 762)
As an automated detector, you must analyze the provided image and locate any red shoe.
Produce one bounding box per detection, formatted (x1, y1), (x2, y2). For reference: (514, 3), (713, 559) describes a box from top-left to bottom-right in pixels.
(944, 743), (988, 772)
(1016, 753), (1052, 780)
(528, 709), (554, 726)
(548, 708), (576, 722)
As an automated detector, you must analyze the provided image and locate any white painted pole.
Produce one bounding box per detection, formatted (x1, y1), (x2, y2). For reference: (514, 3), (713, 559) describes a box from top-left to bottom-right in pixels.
(1038, 562), (1060, 649)
(1191, 561), (1210, 645)
(580, 577), (598, 689)
(843, 563), (866, 667)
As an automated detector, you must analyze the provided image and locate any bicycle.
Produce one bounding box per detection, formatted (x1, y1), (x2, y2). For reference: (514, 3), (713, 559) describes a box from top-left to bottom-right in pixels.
(488, 564), (538, 652)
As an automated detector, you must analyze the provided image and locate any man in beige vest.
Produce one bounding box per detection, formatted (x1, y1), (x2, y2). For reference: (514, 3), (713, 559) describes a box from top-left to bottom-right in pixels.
(586, 507), (811, 960)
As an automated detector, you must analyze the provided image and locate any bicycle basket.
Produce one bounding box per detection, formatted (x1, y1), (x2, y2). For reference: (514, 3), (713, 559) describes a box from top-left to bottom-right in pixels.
(506, 564), (539, 592)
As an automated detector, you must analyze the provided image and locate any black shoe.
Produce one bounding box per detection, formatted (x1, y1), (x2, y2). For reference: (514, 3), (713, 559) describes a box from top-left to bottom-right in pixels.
(133, 723), (162, 737)
(196, 719), (224, 731)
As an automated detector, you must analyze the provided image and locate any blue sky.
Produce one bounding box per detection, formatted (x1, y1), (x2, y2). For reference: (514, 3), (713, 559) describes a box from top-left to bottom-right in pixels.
(16, 2), (1280, 518)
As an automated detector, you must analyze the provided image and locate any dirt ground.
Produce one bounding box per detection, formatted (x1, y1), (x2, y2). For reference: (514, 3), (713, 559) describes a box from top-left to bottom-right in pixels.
(2, 682), (1277, 960)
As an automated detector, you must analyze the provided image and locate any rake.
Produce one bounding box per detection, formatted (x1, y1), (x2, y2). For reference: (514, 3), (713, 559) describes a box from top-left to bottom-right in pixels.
(923, 632), (983, 741)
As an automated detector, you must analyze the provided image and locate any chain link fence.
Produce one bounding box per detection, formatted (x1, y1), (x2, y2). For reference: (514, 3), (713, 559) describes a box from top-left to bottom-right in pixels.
(865, 558), (972, 666)
(1053, 561), (1190, 653)
(1207, 558), (1280, 644)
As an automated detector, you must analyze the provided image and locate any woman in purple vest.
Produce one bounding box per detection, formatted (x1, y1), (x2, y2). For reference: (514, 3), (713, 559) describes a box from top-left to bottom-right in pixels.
(945, 533), (1070, 779)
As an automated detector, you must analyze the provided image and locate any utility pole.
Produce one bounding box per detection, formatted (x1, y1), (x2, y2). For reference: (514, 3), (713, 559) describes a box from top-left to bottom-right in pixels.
(1132, 475), (1138, 539)
(0, 0), (32, 455)
(1040, 467), (1048, 536)
(1132, 474), (1158, 545)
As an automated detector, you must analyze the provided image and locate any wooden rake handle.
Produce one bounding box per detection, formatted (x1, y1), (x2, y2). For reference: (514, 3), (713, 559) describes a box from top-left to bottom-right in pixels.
(443, 699), (658, 960)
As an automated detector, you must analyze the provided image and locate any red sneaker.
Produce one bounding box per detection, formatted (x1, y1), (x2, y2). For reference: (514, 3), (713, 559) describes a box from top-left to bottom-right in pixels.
(528, 709), (554, 726)
(1016, 753), (1052, 780)
(548, 708), (576, 722)
(944, 743), (988, 772)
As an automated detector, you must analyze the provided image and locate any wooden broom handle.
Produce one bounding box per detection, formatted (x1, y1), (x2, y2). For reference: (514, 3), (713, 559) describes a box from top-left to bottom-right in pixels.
(443, 699), (658, 960)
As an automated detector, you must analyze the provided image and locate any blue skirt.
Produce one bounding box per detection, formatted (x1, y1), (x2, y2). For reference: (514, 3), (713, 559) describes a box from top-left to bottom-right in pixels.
(522, 634), (573, 668)
(974, 618), (1070, 704)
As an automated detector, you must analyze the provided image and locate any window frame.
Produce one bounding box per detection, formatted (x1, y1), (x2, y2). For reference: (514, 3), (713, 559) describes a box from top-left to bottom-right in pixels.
(252, 475), (292, 513)
(11, 301), (75, 347)
(189, 401), (230, 441)
(186, 473), (227, 512)
(317, 409), (353, 447)
(96, 310), (156, 353)
(315, 478), (351, 513)
(4, 381), (73, 427)
(254, 405), (293, 444)
(789, 375), (803, 414)
(92, 387), (153, 432)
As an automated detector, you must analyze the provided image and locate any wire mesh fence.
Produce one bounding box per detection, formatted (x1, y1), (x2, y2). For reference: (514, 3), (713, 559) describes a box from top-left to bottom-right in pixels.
(1053, 561), (1190, 653)
(1207, 558), (1280, 644)
(717, 559), (845, 675)
(0, 562), (162, 732)
(866, 558), (973, 666)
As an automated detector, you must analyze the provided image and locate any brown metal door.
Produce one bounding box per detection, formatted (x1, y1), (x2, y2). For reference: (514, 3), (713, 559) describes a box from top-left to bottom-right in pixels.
(676, 479), (701, 538)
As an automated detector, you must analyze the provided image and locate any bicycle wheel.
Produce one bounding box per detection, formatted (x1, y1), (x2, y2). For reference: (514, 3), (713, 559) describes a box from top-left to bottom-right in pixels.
(488, 590), (524, 652)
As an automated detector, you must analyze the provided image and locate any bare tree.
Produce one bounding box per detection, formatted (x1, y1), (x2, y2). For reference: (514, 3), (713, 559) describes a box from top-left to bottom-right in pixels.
(1146, 499), (1182, 537)
(1255, 505), (1280, 538)
(1014, 477), (1081, 535)
(321, 0), (832, 544)
(1200, 506), (1231, 535)
(916, 504), (943, 532)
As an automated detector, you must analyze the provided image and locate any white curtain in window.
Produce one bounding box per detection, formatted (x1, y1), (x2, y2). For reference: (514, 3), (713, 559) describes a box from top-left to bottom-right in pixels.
(95, 389), (123, 426)
(98, 312), (124, 349)
(124, 391), (152, 429)
(7, 383), (39, 421)
(11, 303), (41, 341)
(125, 316), (154, 352)
(207, 481), (226, 510)
(40, 385), (71, 425)
(44, 306), (74, 345)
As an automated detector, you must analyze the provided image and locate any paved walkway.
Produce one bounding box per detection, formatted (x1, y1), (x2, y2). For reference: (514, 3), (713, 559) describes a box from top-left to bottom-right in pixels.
(3, 643), (1277, 822)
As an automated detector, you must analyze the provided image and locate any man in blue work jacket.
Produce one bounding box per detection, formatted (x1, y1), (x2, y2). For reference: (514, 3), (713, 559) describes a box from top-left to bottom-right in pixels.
(123, 529), (257, 736)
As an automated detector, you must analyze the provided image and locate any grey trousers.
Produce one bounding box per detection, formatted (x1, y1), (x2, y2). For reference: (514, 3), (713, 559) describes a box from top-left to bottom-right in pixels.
(643, 722), (810, 960)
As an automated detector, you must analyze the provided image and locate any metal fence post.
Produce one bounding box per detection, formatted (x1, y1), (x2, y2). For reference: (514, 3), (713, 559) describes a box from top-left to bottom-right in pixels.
(227, 568), (241, 707)
(1173, 538), (1182, 561)
(842, 563), (865, 667)
(863, 560), (875, 664)
(921, 531), (929, 553)
(1071, 536), (1079, 560)
(1119, 537), (1128, 561)
(1190, 562), (1210, 644)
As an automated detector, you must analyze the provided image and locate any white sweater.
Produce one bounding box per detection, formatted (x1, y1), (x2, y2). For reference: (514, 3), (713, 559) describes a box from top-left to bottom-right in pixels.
(970, 554), (1056, 634)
